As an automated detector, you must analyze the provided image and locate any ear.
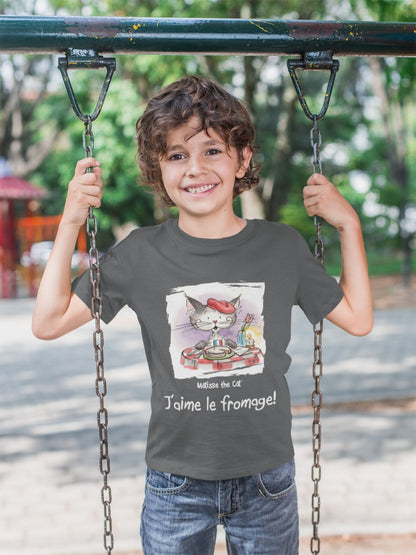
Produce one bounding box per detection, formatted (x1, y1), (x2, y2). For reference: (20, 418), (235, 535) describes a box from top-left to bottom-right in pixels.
(186, 295), (203, 315)
(230, 296), (241, 309)
(236, 146), (252, 179)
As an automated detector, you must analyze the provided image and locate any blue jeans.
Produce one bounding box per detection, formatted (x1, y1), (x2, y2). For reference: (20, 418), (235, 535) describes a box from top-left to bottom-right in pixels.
(140, 459), (298, 554)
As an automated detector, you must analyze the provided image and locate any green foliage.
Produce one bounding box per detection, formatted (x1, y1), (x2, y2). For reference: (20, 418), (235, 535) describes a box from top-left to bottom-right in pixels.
(353, 0), (416, 21)
(2, 0), (415, 264)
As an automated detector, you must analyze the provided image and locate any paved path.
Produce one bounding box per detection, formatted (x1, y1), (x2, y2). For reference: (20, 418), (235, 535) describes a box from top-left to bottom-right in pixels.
(1, 299), (415, 555)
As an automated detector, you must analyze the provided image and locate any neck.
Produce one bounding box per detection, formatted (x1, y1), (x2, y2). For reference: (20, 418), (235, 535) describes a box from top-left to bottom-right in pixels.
(178, 212), (246, 239)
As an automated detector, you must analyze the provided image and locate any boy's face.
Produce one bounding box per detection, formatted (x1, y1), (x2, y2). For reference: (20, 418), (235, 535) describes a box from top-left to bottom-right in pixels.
(159, 116), (251, 225)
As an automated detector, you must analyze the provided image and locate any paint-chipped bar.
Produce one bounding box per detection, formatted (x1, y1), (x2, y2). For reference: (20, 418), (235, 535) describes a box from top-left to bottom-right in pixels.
(0, 16), (415, 57)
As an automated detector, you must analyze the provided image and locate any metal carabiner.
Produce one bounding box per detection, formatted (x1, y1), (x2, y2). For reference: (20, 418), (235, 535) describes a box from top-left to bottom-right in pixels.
(287, 51), (339, 121)
(58, 49), (116, 124)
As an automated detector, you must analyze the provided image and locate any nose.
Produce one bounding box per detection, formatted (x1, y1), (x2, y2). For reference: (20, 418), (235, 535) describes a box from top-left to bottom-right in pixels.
(185, 155), (207, 177)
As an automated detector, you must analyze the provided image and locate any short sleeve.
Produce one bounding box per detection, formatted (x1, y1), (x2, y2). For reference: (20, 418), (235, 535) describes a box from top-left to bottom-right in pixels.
(71, 243), (132, 324)
(295, 232), (343, 324)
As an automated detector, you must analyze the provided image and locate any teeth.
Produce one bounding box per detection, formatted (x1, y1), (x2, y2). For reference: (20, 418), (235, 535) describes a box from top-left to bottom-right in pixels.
(186, 183), (216, 194)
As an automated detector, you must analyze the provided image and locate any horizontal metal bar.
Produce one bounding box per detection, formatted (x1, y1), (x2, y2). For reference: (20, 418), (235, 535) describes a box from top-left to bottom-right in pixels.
(0, 16), (415, 57)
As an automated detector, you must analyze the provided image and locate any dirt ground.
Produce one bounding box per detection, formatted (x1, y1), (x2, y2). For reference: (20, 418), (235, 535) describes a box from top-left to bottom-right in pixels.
(214, 533), (416, 553)
(101, 532), (416, 554)
(298, 533), (416, 554)
(99, 532), (416, 554)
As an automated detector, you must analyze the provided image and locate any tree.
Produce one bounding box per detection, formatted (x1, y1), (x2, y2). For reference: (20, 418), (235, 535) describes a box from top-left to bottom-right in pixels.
(350, 0), (416, 284)
(2, 0), (414, 263)
(0, 53), (67, 177)
(0, 1), (70, 177)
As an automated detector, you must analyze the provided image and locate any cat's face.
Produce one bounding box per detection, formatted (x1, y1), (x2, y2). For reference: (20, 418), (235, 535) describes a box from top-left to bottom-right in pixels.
(191, 306), (236, 331)
(186, 296), (240, 332)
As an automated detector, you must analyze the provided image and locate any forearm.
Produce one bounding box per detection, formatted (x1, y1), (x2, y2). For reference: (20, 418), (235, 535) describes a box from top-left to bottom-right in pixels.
(339, 214), (371, 300)
(330, 215), (373, 335)
(32, 158), (101, 339)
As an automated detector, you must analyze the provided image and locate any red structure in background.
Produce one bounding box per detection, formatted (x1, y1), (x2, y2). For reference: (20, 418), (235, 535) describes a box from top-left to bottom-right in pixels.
(0, 173), (47, 298)
(0, 168), (86, 298)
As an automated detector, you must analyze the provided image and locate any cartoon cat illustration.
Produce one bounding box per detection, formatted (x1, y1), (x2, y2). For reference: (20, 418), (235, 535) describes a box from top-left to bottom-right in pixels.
(167, 282), (265, 378)
(185, 295), (240, 350)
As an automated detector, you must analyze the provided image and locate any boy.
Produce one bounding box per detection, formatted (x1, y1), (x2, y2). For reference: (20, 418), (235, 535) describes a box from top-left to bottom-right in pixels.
(33, 75), (373, 554)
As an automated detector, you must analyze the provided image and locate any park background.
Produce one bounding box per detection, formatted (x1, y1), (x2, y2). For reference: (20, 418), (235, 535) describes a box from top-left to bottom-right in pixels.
(1, 0), (415, 554)
(1, 0), (415, 290)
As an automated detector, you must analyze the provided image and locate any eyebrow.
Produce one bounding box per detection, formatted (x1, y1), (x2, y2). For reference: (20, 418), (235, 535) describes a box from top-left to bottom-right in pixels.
(166, 138), (224, 153)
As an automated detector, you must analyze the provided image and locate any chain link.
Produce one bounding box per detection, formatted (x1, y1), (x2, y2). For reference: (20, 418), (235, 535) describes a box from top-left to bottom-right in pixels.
(310, 116), (322, 176)
(83, 117), (114, 555)
(310, 114), (324, 555)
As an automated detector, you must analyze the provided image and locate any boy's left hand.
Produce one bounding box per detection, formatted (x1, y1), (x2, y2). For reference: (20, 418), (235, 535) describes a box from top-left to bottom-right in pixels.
(303, 173), (359, 231)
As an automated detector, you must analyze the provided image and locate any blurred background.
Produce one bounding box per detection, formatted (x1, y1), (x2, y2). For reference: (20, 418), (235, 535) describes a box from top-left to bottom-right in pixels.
(1, 0), (415, 297)
(1, 0), (415, 554)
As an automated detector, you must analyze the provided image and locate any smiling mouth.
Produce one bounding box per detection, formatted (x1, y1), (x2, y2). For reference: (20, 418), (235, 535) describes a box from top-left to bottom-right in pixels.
(184, 183), (217, 194)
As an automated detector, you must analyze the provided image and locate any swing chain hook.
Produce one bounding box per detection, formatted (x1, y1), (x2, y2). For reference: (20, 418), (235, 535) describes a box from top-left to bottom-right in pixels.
(58, 49), (116, 124)
(287, 51), (339, 121)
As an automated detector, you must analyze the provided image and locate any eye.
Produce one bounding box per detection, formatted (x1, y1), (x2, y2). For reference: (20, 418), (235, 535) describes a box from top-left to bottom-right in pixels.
(206, 148), (222, 156)
(168, 153), (186, 161)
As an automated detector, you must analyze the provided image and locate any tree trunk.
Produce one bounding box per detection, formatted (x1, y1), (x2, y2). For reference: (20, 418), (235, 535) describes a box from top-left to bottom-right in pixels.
(265, 85), (298, 221)
(240, 188), (265, 220)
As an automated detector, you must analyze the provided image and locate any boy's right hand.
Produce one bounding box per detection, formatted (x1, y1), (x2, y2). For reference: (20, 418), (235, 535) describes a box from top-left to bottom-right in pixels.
(61, 158), (102, 228)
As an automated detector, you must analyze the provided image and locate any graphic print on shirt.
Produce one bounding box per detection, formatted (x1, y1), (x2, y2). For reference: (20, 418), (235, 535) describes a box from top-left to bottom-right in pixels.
(166, 282), (266, 380)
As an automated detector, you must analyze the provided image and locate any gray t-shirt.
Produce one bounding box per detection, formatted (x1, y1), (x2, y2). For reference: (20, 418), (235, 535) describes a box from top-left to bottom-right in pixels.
(72, 218), (343, 480)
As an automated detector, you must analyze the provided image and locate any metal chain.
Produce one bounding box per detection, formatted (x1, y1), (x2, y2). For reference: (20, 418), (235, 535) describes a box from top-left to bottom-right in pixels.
(287, 54), (338, 554)
(310, 115), (324, 555)
(83, 116), (114, 555)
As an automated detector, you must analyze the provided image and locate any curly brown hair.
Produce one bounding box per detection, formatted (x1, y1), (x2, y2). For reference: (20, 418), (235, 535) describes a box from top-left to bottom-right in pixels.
(135, 75), (260, 206)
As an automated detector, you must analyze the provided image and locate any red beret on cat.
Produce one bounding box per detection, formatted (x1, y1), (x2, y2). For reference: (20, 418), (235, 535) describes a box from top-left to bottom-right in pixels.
(207, 298), (235, 314)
